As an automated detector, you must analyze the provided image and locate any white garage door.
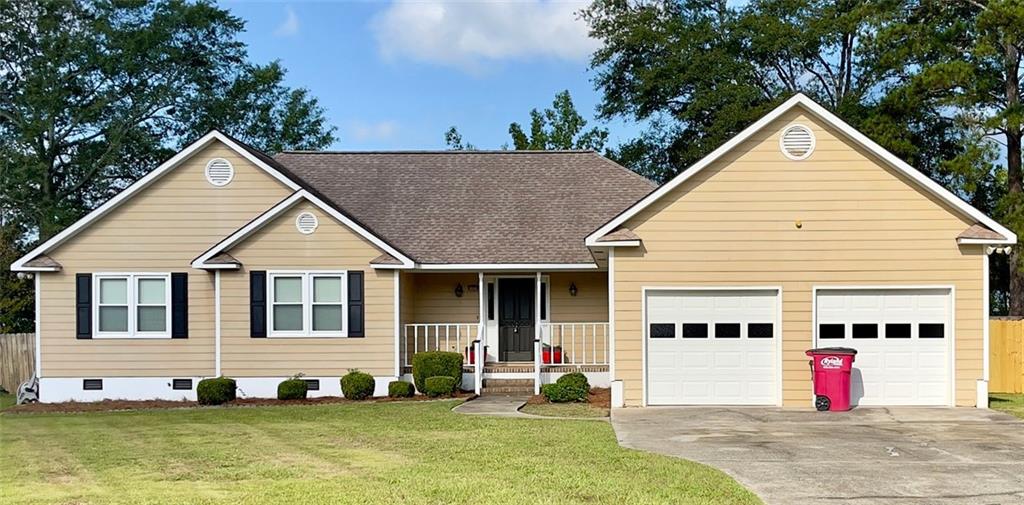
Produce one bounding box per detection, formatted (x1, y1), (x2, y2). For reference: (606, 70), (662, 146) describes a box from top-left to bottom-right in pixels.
(646, 290), (778, 405)
(815, 289), (951, 406)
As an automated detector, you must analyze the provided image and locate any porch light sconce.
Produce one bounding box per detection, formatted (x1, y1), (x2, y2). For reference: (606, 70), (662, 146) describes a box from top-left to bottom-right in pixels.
(569, 282), (578, 297)
(454, 283), (464, 298)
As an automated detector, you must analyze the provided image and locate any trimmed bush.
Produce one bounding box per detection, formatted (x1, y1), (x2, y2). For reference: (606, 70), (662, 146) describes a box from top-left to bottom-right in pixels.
(197, 377), (236, 405)
(341, 370), (376, 400)
(556, 372), (590, 393)
(412, 351), (463, 393)
(277, 379), (308, 400)
(388, 380), (415, 398)
(542, 373), (589, 403)
(423, 376), (457, 397)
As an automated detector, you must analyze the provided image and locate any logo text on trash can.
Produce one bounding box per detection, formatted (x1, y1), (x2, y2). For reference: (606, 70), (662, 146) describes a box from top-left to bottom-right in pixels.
(820, 356), (844, 369)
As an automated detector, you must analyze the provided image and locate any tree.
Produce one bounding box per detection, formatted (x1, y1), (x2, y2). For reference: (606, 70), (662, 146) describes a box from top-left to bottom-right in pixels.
(581, 0), (961, 184)
(0, 0), (337, 331)
(444, 90), (608, 151)
(869, 0), (1024, 314)
(508, 90), (608, 151)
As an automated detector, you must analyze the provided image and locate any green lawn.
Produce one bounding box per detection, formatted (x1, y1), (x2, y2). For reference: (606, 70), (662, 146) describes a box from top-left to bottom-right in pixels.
(991, 394), (1024, 419)
(0, 400), (760, 505)
(0, 393), (14, 411)
(520, 402), (609, 418)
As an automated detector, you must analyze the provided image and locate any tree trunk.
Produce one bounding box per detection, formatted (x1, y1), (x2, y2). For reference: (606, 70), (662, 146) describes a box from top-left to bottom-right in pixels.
(1005, 41), (1023, 316)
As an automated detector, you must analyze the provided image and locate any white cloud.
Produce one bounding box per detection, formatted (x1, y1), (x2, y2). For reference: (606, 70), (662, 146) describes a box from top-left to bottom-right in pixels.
(371, 0), (598, 71)
(345, 120), (399, 142)
(274, 6), (299, 37)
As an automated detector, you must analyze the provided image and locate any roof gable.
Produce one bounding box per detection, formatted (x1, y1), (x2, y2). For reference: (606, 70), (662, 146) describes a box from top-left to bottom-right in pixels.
(192, 191), (414, 269)
(10, 131), (304, 272)
(585, 94), (1016, 246)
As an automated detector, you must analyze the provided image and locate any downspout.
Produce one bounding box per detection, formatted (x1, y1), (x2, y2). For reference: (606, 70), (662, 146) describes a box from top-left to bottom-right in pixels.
(215, 270), (222, 377)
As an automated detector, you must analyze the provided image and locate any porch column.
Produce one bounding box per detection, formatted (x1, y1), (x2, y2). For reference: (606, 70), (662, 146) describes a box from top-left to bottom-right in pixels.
(477, 272), (485, 395)
(535, 271), (542, 395)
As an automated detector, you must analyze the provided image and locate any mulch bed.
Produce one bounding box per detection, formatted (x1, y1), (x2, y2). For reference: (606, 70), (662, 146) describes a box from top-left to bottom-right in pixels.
(525, 387), (610, 408)
(5, 391), (474, 415)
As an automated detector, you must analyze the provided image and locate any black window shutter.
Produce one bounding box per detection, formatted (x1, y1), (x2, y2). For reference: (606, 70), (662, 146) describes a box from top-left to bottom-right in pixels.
(76, 273), (92, 339)
(250, 271), (267, 338)
(171, 272), (188, 338)
(348, 271), (364, 337)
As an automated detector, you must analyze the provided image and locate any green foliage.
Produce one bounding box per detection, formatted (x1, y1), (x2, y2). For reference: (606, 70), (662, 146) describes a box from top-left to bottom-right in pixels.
(0, 224), (32, 332)
(388, 381), (415, 398)
(340, 370), (375, 400)
(411, 351), (463, 393)
(276, 379), (308, 401)
(0, 0), (336, 245)
(508, 91), (608, 151)
(445, 90), (607, 153)
(542, 373), (590, 403)
(423, 376), (457, 397)
(197, 377), (236, 405)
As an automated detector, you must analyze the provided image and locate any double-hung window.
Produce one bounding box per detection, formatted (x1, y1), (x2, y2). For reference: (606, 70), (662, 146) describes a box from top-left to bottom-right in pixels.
(94, 273), (170, 338)
(269, 272), (346, 337)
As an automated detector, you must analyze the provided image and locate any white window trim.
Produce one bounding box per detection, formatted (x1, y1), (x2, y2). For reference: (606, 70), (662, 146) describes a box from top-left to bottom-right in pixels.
(93, 273), (171, 339)
(267, 270), (348, 338)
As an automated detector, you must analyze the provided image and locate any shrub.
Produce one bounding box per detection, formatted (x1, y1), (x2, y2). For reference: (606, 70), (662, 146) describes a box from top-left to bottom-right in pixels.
(556, 372), (590, 393)
(423, 376), (457, 397)
(412, 351), (463, 393)
(542, 373), (589, 403)
(197, 377), (236, 405)
(341, 370), (376, 400)
(277, 379), (308, 400)
(388, 380), (415, 398)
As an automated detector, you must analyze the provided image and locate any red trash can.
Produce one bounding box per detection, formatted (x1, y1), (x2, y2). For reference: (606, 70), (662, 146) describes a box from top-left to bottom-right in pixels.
(805, 347), (857, 411)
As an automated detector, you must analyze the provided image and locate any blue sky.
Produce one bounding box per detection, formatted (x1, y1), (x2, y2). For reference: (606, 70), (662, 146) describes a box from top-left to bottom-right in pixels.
(220, 1), (642, 150)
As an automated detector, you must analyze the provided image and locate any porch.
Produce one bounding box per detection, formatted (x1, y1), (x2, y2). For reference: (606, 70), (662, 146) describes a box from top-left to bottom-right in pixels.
(398, 271), (610, 394)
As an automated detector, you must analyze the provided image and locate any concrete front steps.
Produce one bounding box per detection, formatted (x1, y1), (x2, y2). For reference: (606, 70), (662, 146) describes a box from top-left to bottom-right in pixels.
(481, 378), (534, 395)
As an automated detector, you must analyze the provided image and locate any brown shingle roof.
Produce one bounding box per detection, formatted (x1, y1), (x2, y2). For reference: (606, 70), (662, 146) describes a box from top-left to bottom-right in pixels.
(958, 224), (1007, 241)
(596, 228), (640, 242)
(272, 151), (656, 264)
(370, 253), (404, 265)
(23, 254), (62, 269)
(206, 252), (240, 265)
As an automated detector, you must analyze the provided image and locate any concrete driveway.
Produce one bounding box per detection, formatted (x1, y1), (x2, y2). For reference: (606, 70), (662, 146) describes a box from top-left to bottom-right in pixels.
(612, 407), (1024, 505)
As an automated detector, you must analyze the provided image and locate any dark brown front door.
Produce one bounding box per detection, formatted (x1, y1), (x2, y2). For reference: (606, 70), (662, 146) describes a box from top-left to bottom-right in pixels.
(498, 278), (534, 362)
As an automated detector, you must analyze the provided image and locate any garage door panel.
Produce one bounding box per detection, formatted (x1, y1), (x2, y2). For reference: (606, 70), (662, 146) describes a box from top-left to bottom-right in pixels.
(646, 290), (779, 406)
(815, 289), (951, 406)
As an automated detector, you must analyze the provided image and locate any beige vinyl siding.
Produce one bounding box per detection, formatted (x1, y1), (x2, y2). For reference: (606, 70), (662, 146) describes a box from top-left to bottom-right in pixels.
(408, 274), (480, 323)
(548, 272), (610, 363)
(39, 142), (292, 377)
(220, 202), (396, 377)
(614, 107), (983, 407)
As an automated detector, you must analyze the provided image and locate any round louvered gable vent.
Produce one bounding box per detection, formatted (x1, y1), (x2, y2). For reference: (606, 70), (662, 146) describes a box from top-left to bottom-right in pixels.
(779, 124), (815, 160)
(295, 212), (319, 234)
(205, 158), (234, 186)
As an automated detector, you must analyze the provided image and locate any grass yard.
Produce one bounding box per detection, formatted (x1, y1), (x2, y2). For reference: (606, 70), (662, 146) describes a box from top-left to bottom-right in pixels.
(520, 402), (609, 418)
(990, 393), (1024, 419)
(0, 393), (14, 411)
(0, 400), (760, 505)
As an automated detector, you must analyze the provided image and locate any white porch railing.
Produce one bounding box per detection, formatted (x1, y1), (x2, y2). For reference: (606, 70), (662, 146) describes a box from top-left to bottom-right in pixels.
(402, 323), (481, 367)
(539, 322), (610, 366)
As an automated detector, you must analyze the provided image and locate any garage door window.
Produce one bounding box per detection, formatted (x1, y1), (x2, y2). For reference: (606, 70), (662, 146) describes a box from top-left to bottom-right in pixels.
(682, 323), (709, 338)
(919, 323), (945, 338)
(852, 323), (878, 339)
(819, 323), (845, 339)
(885, 323), (911, 339)
(748, 323), (773, 338)
(649, 323), (675, 338)
(714, 323), (741, 338)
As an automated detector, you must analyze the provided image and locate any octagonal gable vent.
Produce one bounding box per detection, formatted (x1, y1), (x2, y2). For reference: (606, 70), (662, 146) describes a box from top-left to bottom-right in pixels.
(295, 212), (319, 234)
(779, 124), (815, 160)
(205, 158), (234, 186)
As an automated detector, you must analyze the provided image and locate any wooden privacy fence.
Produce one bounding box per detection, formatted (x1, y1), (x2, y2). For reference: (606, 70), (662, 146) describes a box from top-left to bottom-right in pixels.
(991, 319), (1024, 394)
(0, 333), (34, 393)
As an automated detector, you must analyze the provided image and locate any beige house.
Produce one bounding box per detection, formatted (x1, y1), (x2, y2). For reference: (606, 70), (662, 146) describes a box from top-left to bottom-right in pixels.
(12, 95), (1015, 408)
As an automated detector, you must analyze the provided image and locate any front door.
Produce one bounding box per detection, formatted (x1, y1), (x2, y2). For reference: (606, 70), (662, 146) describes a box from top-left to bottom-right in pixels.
(498, 278), (535, 361)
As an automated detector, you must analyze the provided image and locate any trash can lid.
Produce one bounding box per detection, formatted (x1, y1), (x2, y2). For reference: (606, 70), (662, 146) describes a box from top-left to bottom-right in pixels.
(805, 347), (857, 355)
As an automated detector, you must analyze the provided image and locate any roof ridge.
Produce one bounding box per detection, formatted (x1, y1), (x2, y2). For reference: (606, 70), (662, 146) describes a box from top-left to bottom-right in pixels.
(277, 149), (597, 155)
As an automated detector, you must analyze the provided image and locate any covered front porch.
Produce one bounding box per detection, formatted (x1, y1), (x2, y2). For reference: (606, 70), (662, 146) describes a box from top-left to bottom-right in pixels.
(398, 270), (610, 394)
